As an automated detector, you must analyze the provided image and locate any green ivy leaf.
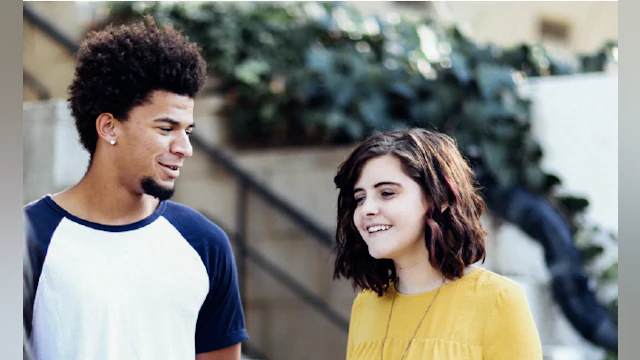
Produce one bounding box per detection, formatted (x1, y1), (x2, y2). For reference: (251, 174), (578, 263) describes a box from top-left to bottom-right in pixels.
(556, 195), (590, 215)
(235, 60), (271, 85)
(475, 63), (517, 100)
(580, 245), (604, 263)
(600, 263), (618, 282)
(604, 352), (618, 360)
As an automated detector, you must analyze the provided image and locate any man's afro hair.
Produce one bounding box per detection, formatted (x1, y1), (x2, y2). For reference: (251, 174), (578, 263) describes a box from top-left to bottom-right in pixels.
(68, 16), (207, 155)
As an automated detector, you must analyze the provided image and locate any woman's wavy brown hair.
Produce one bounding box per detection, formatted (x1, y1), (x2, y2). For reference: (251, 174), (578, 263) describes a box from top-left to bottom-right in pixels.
(333, 128), (487, 296)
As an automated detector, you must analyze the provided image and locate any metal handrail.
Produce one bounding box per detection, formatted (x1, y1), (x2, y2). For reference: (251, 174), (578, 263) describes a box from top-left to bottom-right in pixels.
(23, 70), (51, 100)
(190, 134), (335, 249)
(23, 5), (79, 54)
(202, 210), (350, 333)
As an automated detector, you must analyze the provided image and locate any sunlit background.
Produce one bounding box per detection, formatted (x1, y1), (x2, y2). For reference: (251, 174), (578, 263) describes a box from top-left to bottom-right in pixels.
(23, 2), (618, 360)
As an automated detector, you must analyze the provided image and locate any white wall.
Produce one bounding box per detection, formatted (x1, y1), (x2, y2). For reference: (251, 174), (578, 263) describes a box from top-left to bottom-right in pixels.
(23, 99), (89, 204)
(528, 73), (618, 233)
(492, 73), (618, 360)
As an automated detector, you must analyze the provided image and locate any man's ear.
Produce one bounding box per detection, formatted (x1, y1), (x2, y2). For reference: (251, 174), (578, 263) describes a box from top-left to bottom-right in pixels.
(96, 113), (118, 145)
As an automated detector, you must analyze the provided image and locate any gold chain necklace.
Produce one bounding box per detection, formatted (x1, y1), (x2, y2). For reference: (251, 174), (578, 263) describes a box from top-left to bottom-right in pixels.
(379, 276), (445, 360)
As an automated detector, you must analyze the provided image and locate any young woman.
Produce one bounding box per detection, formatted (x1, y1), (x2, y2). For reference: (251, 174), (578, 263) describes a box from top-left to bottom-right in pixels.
(333, 128), (542, 360)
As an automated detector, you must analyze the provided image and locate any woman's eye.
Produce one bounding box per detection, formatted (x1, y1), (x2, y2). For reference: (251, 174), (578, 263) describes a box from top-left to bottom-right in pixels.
(354, 196), (365, 205)
(381, 191), (395, 198)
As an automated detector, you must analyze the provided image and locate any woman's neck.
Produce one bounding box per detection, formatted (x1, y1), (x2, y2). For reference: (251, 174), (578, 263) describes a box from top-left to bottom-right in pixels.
(393, 252), (445, 295)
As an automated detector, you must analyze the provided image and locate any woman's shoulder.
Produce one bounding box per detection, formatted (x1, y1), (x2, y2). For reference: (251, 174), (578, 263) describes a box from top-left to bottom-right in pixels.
(469, 267), (524, 290)
(351, 286), (395, 313)
(462, 267), (530, 306)
(354, 287), (392, 303)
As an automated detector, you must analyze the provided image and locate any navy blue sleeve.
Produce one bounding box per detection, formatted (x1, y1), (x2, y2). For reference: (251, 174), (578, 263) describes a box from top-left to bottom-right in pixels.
(23, 197), (65, 338)
(162, 202), (249, 353)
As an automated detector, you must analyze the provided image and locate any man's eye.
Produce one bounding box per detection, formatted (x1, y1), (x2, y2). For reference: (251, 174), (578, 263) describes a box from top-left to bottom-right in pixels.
(160, 127), (172, 132)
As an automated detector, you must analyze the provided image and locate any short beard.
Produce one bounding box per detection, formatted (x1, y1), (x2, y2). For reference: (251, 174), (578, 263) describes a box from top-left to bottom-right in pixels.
(141, 177), (175, 201)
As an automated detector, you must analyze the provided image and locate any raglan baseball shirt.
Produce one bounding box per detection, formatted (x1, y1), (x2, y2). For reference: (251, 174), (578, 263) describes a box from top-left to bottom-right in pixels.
(24, 195), (248, 360)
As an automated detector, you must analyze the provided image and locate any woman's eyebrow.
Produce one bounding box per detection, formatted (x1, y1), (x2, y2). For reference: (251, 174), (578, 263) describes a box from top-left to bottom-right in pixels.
(354, 181), (402, 192)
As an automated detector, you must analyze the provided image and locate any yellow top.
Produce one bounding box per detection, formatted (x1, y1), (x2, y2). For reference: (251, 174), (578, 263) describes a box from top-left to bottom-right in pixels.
(346, 268), (542, 360)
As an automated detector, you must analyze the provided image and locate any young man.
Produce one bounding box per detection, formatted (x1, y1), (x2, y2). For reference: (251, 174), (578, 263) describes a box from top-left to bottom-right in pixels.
(24, 17), (248, 360)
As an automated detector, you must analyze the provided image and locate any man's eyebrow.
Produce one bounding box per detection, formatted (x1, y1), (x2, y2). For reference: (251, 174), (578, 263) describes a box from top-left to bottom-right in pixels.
(353, 181), (402, 193)
(153, 118), (195, 128)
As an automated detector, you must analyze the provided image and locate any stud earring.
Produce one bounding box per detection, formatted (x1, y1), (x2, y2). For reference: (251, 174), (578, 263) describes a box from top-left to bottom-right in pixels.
(110, 139), (116, 145)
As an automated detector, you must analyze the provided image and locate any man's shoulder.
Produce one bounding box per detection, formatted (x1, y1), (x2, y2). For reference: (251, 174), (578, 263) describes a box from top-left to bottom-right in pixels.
(24, 196), (64, 227)
(23, 196), (67, 252)
(163, 200), (204, 216)
(24, 196), (51, 215)
(161, 201), (227, 240)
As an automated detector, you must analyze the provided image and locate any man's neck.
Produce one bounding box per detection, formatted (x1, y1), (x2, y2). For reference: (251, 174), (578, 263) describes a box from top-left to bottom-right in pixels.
(52, 166), (160, 226)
